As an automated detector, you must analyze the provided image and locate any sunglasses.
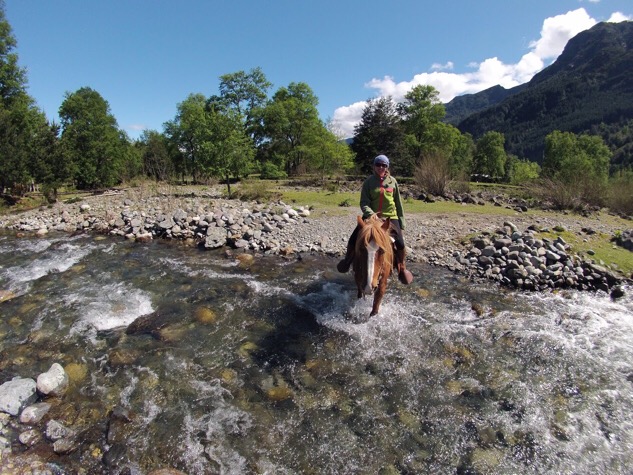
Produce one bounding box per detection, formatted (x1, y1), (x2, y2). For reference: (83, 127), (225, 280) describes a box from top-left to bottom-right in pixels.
(375, 164), (388, 168)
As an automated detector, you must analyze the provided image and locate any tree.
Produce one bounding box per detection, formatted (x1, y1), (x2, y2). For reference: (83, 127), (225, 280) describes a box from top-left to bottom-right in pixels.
(203, 106), (255, 196)
(540, 130), (611, 207)
(543, 130), (610, 183)
(139, 130), (172, 181)
(449, 132), (475, 180)
(59, 87), (128, 189)
(258, 82), (324, 175)
(473, 131), (507, 180)
(0, 1), (27, 109)
(0, 2), (49, 195)
(398, 85), (446, 172)
(505, 155), (540, 185)
(163, 93), (209, 183)
(217, 67), (271, 140)
(351, 96), (405, 174)
(309, 121), (354, 182)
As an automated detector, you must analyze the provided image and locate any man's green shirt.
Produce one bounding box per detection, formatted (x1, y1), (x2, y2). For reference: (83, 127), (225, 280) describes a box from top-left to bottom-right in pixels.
(360, 174), (406, 230)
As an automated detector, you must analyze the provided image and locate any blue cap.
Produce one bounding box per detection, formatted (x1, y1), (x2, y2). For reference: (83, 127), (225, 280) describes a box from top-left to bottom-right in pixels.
(374, 155), (390, 167)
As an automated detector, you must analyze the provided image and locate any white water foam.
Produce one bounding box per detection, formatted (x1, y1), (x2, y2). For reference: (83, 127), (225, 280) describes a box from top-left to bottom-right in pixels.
(179, 377), (253, 475)
(2, 242), (93, 285)
(67, 281), (154, 333)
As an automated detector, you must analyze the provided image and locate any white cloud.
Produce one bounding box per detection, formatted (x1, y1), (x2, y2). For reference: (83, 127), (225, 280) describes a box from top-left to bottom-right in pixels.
(431, 61), (454, 71)
(608, 12), (633, 22)
(332, 7), (626, 137)
(528, 8), (596, 59)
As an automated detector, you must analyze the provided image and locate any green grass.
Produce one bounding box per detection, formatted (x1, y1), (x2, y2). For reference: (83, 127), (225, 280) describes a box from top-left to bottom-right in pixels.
(280, 189), (358, 215)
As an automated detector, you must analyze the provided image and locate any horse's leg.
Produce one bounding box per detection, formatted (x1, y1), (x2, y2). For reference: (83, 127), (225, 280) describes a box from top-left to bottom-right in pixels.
(370, 276), (388, 316)
(369, 289), (384, 317)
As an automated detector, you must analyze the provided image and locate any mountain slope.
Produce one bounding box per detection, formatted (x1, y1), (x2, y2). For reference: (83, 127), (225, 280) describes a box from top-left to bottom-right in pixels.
(444, 84), (526, 125)
(451, 21), (633, 167)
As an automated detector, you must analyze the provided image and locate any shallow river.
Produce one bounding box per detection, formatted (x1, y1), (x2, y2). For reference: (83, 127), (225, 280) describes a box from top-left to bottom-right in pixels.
(0, 232), (632, 475)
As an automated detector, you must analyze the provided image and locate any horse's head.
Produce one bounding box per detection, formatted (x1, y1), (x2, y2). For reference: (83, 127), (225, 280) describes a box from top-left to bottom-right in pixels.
(353, 215), (393, 297)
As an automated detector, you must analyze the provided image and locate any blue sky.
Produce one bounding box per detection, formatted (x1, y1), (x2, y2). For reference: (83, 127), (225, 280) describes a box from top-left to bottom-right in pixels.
(6, 0), (632, 140)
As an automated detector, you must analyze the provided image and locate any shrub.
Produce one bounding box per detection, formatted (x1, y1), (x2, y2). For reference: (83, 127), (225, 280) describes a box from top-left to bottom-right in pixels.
(608, 170), (633, 215)
(531, 176), (607, 211)
(413, 151), (451, 196)
(260, 163), (287, 180)
(232, 180), (280, 202)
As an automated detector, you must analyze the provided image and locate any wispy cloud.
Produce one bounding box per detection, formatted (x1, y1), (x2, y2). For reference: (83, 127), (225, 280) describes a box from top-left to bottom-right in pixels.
(127, 124), (146, 135)
(431, 61), (454, 71)
(332, 7), (628, 137)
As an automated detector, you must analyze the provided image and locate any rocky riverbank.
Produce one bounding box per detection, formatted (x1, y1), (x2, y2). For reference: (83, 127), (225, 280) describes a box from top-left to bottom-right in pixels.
(0, 186), (631, 294)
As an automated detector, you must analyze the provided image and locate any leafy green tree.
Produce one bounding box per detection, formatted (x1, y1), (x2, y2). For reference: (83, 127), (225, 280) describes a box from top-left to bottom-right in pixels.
(216, 67), (271, 140)
(29, 120), (70, 200)
(0, 1), (26, 108)
(351, 96), (405, 174)
(203, 106), (255, 196)
(473, 131), (507, 179)
(539, 130), (611, 208)
(543, 130), (610, 183)
(258, 82), (323, 175)
(398, 85), (446, 172)
(450, 132), (475, 180)
(310, 123), (354, 182)
(0, 2), (50, 195)
(164, 93), (209, 183)
(59, 87), (128, 189)
(505, 154), (540, 185)
(139, 130), (172, 181)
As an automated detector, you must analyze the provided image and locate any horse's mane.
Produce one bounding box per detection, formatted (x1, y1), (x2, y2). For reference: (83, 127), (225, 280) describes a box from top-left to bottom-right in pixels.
(355, 217), (393, 272)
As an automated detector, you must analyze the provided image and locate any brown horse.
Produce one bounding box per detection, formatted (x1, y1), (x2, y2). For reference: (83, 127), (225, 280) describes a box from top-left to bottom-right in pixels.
(352, 215), (394, 318)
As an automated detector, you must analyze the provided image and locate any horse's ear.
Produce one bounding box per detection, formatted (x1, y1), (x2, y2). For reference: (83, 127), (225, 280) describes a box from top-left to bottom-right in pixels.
(357, 215), (365, 226)
(381, 218), (390, 231)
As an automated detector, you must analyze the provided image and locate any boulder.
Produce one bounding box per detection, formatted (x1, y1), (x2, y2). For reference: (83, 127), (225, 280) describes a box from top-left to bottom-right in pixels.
(0, 377), (37, 416)
(37, 363), (69, 397)
(20, 402), (52, 424)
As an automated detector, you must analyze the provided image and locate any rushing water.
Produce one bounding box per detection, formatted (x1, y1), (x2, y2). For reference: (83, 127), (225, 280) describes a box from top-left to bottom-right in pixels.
(0, 232), (632, 475)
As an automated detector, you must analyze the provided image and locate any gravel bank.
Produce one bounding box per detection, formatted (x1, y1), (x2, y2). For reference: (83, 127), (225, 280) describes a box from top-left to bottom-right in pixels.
(1, 187), (631, 288)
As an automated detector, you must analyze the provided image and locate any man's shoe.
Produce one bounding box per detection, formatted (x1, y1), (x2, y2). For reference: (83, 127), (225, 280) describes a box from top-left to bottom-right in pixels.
(337, 259), (352, 273)
(398, 268), (414, 285)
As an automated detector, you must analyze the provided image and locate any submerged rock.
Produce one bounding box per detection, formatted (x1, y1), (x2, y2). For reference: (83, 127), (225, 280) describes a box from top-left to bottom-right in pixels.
(19, 402), (51, 424)
(36, 363), (69, 396)
(0, 377), (37, 416)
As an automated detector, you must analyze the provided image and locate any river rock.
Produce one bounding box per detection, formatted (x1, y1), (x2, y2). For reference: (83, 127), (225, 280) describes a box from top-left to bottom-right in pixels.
(459, 225), (625, 292)
(45, 419), (76, 441)
(0, 290), (17, 303)
(18, 428), (42, 446)
(19, 402), (52, 424)
(205, 225), (227, 249)
(37, 363), (69, 396)
(0, 377), (37, 416)
(126, 311), (173, 338)
(147, 470), (189, 475)
(53, 436), (80, 454)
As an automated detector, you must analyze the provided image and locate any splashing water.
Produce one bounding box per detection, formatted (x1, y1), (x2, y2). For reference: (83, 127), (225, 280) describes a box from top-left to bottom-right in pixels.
(0, 232), (632, 474)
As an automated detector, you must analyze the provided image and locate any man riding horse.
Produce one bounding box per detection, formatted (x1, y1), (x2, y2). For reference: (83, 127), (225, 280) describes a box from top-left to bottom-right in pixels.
(337, 154), (414, 285)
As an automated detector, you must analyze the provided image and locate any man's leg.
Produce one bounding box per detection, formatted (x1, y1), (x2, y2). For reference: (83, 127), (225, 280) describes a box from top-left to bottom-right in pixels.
(337, 225), (360, 273)
(390, 221), (413, 285)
